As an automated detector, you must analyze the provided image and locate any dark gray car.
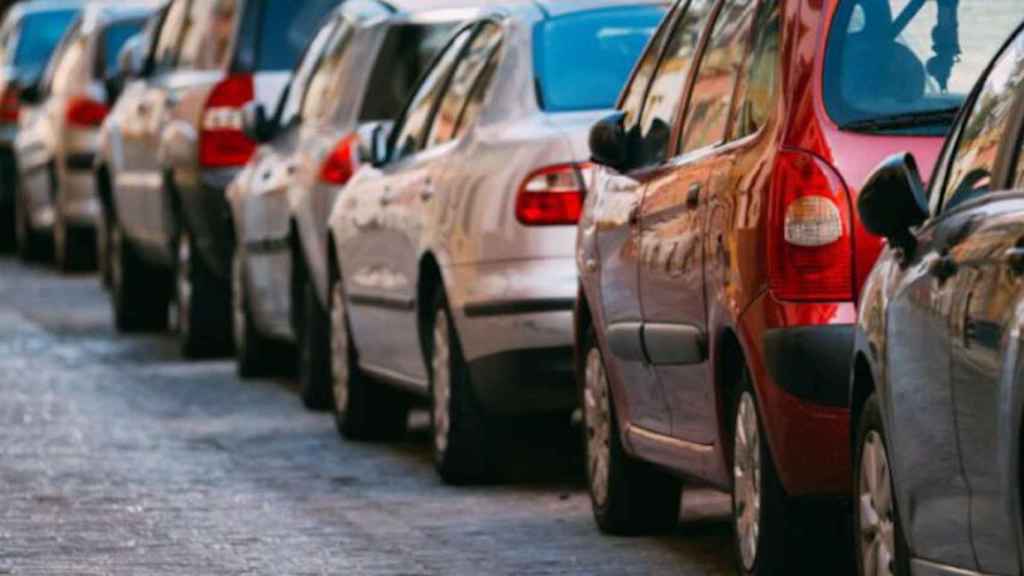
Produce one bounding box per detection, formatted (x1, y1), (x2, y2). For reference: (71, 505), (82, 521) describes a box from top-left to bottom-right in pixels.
(852, 21), (1024, 576)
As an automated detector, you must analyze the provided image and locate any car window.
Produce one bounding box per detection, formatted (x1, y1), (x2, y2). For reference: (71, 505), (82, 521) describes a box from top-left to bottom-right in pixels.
(634, 0), (715, 168)
(428, 23), (504, 147)
(391, 27), (473, 162)
(730, 0), (780, 140)
(152, 0), (189, 72)
(277, 17), (339, 127)
(98, 19), (145, 79)
(49, 33), (85, 96)
(943, 34), (1024, 211)
(679, 0), (756, 154)
(12, 8), (77, 70)
(177, 0), (241, 71)
(298, 17), (352, 124)
(533, 5), (664, 112)
(250, 0), (339, 71)
(358, 22), (455, 123)
(619, 3), (677, 140)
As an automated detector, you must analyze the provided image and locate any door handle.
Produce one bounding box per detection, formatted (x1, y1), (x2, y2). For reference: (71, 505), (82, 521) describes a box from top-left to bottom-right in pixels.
(928, 254), (959, 282)
(421, 179), (435, 202)
(686, 183), (701, 210)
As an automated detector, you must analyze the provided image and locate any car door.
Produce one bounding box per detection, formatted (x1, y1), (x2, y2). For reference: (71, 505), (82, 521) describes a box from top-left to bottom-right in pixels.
(588, 2), (686, 435)
(343, 25), (473, 380)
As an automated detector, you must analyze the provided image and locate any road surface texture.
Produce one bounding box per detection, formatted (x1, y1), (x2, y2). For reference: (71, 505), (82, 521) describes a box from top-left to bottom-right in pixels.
(0, 258), (745, 575)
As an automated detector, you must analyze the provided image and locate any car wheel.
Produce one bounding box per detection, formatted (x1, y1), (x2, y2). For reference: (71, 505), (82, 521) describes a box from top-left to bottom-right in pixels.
(580, 326), (681, 534)
(298, 275), (332, 411)
(328, 273), (407, 440)
(732, 370), (800, 576)
(429, 291), (492, 485)
(110, 221), (168, 333)
(54, 208), (92, 273)
(97, 213), (112, 288)
(855, 393), (910, 576)
(176, 231), (231, 358)
(15, 189), (42, 262)
(232, 250), (276, 378)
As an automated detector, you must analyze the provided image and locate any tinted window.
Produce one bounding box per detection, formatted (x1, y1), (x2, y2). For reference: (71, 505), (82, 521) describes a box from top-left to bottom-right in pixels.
(619, 3), (676, 137)
(946, 34), (1024, 209)
(633, 0), (715, 167)
(251, 0), (339, 71)
(277, 17), (339, 126)
(178, 0), (241, 71)
(825, 0), (1024, 135)
(731, 0), (780, 139)
(391, 27), (473, 160)
(533, 6), (665, 112)
(13, 9), (77, 69)
(99, 20), (145, 78)
(679, 0), (755, 153)
(153, 0), (189, 72)
(298, 18), (352, 123)
(429, 23), (504, 147)
(359, 23), (455, 122)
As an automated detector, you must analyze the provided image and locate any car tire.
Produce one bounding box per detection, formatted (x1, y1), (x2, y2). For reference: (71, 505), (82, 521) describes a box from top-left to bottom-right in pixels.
(176, 231), (231, 359)
(53, 210), (92, 273)
(328, 272), (407, 440)
(110, 221), (168, 333)
(15, 188), (44, 262)
(0, 201), (14, 251)
(854, 393), (911, 576)
(232, 250), (277, 379)
(429, 290), (493, 485)
(97, 212), (112, 288)
(298, 275), (333, 411)
(580, 326), (682, 534)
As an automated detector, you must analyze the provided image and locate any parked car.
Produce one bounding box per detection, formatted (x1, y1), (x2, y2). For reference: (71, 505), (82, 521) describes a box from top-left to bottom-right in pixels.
(852, 20), (1024, 576)
(326, 0), (665, 483)
(14, 1), (156, 269)
(0, 0), (78, 250)
(227, 0), (463, 406)
(97, 0), (338, 353)
(576, 0), (1024, 573)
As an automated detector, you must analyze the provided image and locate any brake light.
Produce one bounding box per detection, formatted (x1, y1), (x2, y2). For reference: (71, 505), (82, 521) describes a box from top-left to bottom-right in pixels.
(319, 133), (360, 185)
(0, 86), (19, 124)
(199, 74), (254, 168)
(767, 149), (853, 302)
(515, 163), (590, 226)
(65, 97), (108, 127)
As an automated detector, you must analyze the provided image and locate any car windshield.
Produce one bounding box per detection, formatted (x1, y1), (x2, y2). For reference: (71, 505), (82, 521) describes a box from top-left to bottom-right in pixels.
(13, 9), (78, 70)
(255, 0), (339, 71)
(101, 20), (144, 77)
(533, 5), (665, 112)
(825, 0), (1024, 135)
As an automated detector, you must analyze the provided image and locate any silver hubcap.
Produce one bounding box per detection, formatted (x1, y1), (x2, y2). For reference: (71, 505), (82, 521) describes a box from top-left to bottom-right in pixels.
(583, 347), (611, 507)
(329, 281), (350, 417)
(232, 253), (246, 351)
(734, 391), (761, 571)
(859, 430), (895, 576)
(431, 311), (451, 458)
(177, 235), (192, 336)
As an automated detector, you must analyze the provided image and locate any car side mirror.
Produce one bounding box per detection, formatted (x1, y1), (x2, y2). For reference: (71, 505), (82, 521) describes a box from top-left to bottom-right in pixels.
(858, 152), (929, 257)
(366, 122), (392, 167)
(241, 101), (274, 144)
(590, 112), (629, 172)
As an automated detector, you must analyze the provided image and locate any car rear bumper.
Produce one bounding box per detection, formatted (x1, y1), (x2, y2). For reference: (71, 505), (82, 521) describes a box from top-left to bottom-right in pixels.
(740, 292), (855, 497)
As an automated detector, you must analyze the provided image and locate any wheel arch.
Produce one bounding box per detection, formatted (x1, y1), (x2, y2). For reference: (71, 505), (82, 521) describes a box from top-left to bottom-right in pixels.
(417, 252), (444, 358)
(714, 326), (746, 466)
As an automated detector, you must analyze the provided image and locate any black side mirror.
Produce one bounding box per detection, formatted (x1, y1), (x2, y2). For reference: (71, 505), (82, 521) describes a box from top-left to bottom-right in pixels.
(365, 122), (392, 167)
(241, 101), (274, 143)
(858, 152), (929, 257)
(590, 112), (629, 172)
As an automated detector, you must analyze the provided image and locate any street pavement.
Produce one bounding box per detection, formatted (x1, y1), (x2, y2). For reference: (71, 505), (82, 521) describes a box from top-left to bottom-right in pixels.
(0, 258), (738, 575)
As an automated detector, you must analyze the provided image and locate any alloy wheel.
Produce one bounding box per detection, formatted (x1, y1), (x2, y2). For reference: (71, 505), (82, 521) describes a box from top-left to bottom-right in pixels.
(859, 430), (895, 576)
(329, 280), (349, 417)
(431, 310), (451, 458)
(734, 391), (762, 572)
(176, 234), (192, 338)
(583, 347), (611, 507)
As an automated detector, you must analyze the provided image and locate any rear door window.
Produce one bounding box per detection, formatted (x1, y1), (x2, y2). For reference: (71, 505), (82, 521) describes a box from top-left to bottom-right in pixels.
(298, 17), (353, 123)
(13, 8), (78, 70)
(730, 0), (780, 139)
(98, 19), (145, 79)
(428, 22), (504, 146)
(276, 16), (340, 127)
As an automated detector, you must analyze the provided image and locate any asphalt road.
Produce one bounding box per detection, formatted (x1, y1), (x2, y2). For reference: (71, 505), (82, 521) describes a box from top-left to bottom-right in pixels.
(0, 258), (739, 575)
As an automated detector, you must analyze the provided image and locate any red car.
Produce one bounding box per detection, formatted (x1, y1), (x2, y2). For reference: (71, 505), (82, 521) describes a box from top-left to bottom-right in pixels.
(575, 0), (1023, 573)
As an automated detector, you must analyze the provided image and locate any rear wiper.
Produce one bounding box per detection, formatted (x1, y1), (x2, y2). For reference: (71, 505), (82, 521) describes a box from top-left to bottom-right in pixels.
(841, 106), (960, 132)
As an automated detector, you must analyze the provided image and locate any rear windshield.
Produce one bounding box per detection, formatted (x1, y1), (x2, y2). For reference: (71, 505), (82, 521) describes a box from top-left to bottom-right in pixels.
(13, 9), (78, 69)
(533, 5), (665, 112)
(100, 20), (144, 77)
(250, 0), (340, 71)
(359, 23), (455, 121)
(825, 0), (1024, 134)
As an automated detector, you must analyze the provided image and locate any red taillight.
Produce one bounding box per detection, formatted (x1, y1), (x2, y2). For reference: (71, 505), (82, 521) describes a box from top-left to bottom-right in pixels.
(0, 86), (19, 124)
(318, 133), (360, 185)
(767, 149), (854, 302)
(199, 74), (255, 168)
(65, 97), (108, 127)
(515, 163), (589, 226)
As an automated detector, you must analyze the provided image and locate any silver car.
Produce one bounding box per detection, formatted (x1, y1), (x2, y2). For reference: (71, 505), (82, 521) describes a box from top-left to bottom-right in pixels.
(227, 0), (466, 406)
(0, 0), (79, 252)
(14, 2), (155, 270)
(326, 0), (665, 483)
